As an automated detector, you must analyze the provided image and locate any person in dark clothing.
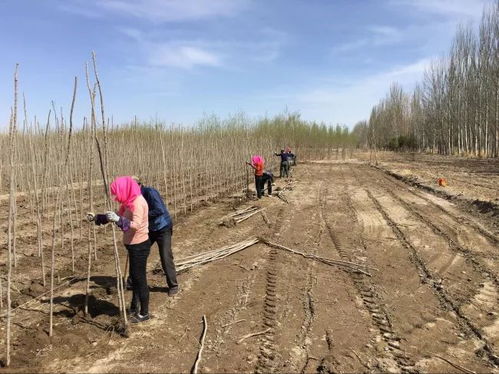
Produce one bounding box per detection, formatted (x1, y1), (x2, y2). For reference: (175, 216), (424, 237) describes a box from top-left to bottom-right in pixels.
(284, 148), (296, 176)
(274, 150), (289, 178)
(127, 240), (151, 319)
(286, 149), (296, 166)
(262, 171), (274, 196)
(129, 177), (179, 297)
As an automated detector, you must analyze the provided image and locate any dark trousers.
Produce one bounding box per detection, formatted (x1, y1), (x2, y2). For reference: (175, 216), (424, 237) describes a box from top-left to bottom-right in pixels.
(150, 226), (178, 289)
(126, 239), (151, 316)
(280, 161), (290, 178)
(255, 175), (265, 198)
(262, 174), (272, 195)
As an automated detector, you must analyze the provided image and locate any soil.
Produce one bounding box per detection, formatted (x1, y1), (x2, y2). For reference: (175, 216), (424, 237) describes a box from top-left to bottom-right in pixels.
(358, 152), (499, 229)
(1, 153), (498, 373)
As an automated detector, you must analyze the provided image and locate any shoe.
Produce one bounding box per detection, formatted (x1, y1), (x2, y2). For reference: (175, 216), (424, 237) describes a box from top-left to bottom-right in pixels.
(126, 302), (138, 316)
(168, 286), (180, 297)
(126, 277), (133, 290)
(130, 313), (151, 323)
(126, 308), (138, 317)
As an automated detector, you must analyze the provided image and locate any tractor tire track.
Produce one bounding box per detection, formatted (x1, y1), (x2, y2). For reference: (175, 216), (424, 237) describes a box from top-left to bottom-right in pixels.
(320, 181), (417, 374)
(255, 204), (286, 374)
(298, 184), (325, 374)
(366, 189), (499, 368)
(372, 165), (498, 245)
(363, 167), (499, 287)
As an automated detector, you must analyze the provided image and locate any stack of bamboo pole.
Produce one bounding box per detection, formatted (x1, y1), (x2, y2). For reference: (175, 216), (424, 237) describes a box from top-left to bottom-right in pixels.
(219, 206), (264, 227)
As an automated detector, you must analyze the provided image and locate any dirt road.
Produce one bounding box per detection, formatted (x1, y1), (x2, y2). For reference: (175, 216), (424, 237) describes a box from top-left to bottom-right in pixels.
(2, 161), (498, 373)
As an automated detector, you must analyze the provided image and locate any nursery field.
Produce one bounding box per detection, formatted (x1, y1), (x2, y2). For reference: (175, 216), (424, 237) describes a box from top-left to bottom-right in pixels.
(1, 155), (498, 373)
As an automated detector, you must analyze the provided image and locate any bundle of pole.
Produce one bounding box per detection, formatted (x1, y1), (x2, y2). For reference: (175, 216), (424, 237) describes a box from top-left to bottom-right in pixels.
(173, 237), (373, 276)
(176, 237), (260, 273)
(219, 206), (264, 227)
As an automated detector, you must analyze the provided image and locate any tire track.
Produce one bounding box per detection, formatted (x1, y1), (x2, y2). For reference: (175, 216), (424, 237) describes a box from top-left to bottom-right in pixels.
(366, 189), (499, 368)
(298, 184), (325, 373)
(255, 204), (286, 374)
(372, 165), (498, 245)
(320, 179), (416, 374)
(364, 167), (499, 287)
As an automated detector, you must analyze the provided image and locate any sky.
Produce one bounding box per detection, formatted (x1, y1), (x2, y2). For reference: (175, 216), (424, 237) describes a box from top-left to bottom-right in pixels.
(0, 0), (493, 129)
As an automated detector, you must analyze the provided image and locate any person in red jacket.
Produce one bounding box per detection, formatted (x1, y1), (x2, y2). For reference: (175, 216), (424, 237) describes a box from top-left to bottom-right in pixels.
(246, 155), (265, 199)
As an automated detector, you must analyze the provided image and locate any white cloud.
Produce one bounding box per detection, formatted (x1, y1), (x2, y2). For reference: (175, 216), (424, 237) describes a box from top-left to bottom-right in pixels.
(148, 44), (221, 69)
(116, 25), (285, 70)
(289, 58), (432, 125)
(58, 3), (103, 18)
(370, 25), (403, 44)
(333, 39), (369, 53)
(334, 25), (403, 53)
(390, 0), (489, 20)
(62, 0), (248, 22)
(118, 27), (143, 42)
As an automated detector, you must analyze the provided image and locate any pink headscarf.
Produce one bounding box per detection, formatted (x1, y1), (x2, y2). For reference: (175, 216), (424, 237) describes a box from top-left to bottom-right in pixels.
(251, 155), (264, 165)
(110, 176), (142, 215)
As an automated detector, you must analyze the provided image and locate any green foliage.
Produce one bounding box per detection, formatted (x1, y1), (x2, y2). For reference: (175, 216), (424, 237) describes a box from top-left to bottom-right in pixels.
(253, 112), (357, 152)
(386, 135), (417, 151)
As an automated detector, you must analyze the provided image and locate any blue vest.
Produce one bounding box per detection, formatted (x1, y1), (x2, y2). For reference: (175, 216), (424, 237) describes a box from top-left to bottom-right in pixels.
(141, 186), (172, 232)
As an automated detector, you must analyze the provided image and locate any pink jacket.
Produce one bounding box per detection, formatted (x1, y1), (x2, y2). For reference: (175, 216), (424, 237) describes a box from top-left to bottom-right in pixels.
(122, 195), (149, 245)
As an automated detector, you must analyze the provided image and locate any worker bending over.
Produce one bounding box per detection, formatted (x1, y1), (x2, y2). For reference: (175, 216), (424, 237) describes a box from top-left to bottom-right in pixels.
(262, 170), (274, 196)
(132, 177), (179, 297)
(88, 176), (151, 323)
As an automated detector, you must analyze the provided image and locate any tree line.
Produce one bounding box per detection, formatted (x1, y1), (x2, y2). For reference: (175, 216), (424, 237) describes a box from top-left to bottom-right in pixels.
(355, 0), (499, 158)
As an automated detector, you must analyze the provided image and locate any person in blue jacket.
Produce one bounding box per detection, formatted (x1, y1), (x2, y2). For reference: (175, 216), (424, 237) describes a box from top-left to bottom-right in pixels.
(274, 149), (289, 178)
(129, 177), (179, 297)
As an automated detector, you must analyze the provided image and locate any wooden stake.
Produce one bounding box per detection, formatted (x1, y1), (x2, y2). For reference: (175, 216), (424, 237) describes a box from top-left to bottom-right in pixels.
(222, 319), (246, 328)
(92, 53), (127, 326)
(192, 315), (208, 374)
(434, 355), (476, 374)
(236, 328), (270, 344)
(6, 64), (19, 366)
(260, 238), (375, 276)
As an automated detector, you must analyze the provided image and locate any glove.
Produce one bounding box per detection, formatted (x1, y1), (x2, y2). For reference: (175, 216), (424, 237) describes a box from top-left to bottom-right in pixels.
(86, 212), (109, 225)
(94, 214), (109, 226)
(105, 211), (131, 231)
(116, 216), (131, 232)
(106, 211), (120, 223)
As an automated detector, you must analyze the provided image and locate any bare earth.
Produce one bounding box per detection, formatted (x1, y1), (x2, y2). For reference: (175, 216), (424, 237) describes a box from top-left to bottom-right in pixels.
(1, 155), (499, 373)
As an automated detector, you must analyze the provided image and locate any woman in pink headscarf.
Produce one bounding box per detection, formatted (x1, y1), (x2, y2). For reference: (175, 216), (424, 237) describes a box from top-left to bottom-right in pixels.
(87, 176), (151, 324)
(246, 155), (265, 199)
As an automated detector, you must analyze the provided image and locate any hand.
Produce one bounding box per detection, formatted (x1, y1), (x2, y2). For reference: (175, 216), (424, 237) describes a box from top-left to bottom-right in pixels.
(106, 211), (120, 223)
(86, 212), (95, 222)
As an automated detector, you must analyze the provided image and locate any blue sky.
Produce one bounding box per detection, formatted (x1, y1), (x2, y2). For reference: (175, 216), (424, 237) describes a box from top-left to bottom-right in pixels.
(0, 0), (492, 129)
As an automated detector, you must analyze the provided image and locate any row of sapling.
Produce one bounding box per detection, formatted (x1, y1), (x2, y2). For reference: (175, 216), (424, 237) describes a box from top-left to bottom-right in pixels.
(0, 54), (357, 366)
